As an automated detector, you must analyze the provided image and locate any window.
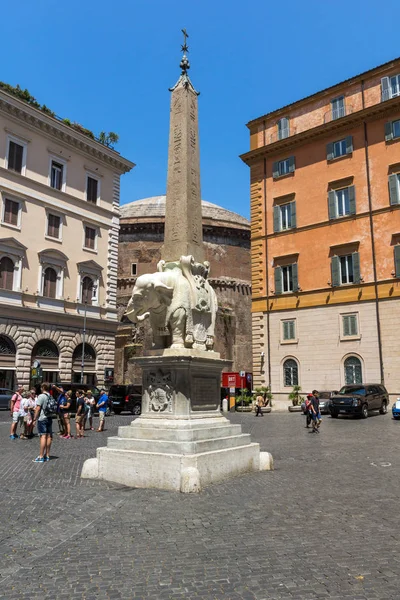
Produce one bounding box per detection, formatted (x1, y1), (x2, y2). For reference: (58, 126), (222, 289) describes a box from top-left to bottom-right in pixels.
(331, 252), (360, 286)
(394, 245), (400, 277)
(385, 119), (400, 142)
(50, 160), (64, 190)
(84, 226), (97, 250)
(43, 267), (57, 299)
(0, 257), (14, 290)
(7, 140), (24, 173)
(381, 74), (400, 101)
(47, 214), (61, 239)
(283, 358), (298, 386)
(331, 96), (345, 120)
(327, 136), (353, 160)
(2, 199), (20, 227)
(272, 156), (295, 178)
(131, 263), (137, 276)
(342, 314), (358, 337)
(328, 186), (355, 219)
(274, 263), (298, 294)
(344, 356), (362, 385)
(282, 320), (296, 341)
(388, 173), (400, 205)
(86, 176), (99, 204)
(277, 117), (290, 140)
(81, 276), (94, 305)
(273, 202), (296, 232)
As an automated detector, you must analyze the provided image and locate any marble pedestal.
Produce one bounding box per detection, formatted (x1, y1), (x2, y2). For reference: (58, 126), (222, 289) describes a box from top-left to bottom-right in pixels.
(82, 350), (273, 492)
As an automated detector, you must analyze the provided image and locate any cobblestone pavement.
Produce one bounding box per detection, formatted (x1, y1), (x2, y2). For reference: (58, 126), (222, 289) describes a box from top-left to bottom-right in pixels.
(0, 409), (399, 599)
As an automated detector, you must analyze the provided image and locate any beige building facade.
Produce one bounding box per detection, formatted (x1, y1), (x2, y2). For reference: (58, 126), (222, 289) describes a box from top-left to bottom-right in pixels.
(0, 87), (134, 389)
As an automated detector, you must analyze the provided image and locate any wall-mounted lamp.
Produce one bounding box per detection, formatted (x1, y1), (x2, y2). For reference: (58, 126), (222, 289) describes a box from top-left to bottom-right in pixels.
(260, 351), (265, 358)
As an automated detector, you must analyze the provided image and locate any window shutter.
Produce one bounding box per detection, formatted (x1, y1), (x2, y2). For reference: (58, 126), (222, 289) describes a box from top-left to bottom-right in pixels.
(348, 185), (356, 215)
(345, 136), (353, 154)
(289, 320), (295, 339)
(385, 121), (393, 142)
(343, 315), (350, 336)
(326, 142), (334, 161)
(272, 161), (279, 179)
(394, 245), (400, 277)
(328, 190), (336, 219)
(350, 315), (357, 336)
(292, 263), (298, 292)
(274, 266), (282, 295)
(331, 256), (340, 287)
(288, 156), (295, 172)
(273, 205), (280, 232)
(283, 321), (289, 340)
(381, 76), (390, 101)
(352, 252), (361, 284)
(388, 174), (399, 205)
(290, 201), (296, 228)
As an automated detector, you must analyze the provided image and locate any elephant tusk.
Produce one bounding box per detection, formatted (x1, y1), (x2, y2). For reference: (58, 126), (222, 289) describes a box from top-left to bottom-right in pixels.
(135, 311), (150, 322)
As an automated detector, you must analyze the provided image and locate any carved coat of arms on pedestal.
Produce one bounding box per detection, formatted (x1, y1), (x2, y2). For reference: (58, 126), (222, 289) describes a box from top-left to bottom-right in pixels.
(147, 370), (174, 413)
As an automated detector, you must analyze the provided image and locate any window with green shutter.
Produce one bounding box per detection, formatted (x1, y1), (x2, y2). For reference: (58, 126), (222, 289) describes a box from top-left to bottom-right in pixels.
(389, 174), (400, 205)
(342, 314), (358, 337)
(385, 119), (400, 142)
(394, 245), (400, 277)
(282, 320), (296, 340)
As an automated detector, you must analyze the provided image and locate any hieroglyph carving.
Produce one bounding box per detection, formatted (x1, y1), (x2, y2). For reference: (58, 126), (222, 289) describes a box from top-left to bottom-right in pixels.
(148, 370), (174, 413)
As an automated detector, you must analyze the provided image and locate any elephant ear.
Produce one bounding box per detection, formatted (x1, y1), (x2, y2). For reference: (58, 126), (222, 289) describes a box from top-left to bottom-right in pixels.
(154, 280), (174, 302)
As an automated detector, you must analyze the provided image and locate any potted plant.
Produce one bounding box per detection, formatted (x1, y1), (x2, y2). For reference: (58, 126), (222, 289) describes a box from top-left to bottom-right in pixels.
(288, 385), (304, 412)
(235, 388), (252, 412)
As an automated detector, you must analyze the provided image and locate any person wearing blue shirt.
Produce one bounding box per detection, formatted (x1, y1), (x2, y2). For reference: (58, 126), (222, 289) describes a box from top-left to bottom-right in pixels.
(96, 389), (108, 432)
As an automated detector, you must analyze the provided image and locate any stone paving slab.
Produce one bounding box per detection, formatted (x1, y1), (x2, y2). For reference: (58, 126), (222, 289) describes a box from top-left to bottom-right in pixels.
(0, 410), (399, 598)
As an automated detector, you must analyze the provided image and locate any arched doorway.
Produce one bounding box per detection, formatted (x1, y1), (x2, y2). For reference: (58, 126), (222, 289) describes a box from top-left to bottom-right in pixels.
(344, 356), (362, 385)
(31, 340), (60, 384)
(0, 335), (16, 389)
(72, 343), (96, 385)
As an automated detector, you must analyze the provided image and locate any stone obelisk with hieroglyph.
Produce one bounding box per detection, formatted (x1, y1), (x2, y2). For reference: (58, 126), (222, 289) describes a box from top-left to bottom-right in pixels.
(81, 31), (273, 493)
(163, 33), (204, 263)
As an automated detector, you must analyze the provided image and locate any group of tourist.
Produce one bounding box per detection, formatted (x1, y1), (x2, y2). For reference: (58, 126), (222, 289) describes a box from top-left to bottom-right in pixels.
(9, 383), (109, 462)
(303, 390), (322, 433)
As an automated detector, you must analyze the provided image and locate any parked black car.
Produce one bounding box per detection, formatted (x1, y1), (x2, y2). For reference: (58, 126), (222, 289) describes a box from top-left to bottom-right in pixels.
(329, 384), (389, 418)
(0, 388), (14, 410)
(108, 384), (142, 415)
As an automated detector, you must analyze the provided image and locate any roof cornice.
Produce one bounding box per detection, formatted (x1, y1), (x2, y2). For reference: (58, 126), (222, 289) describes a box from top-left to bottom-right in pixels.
(240, 96), (400, 166)
(0, 90), (135, 174)
(246, 56), (400, 129)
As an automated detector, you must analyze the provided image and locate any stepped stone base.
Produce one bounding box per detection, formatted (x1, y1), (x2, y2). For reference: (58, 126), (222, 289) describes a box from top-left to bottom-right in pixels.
(82, 415), (273, 492)
(81, 353), (273, 492)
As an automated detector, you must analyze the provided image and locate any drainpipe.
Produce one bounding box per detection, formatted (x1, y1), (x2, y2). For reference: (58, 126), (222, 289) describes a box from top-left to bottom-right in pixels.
(361, 80), (385, 384)
(262, 121), (272, 388)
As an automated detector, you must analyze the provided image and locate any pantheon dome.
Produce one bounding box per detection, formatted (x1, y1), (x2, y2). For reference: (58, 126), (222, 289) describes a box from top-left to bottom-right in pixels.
(115, 196), (252, 383)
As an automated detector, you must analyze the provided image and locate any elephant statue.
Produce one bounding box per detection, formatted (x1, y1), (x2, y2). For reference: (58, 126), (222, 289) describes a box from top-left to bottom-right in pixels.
(125, 268), (193, 349)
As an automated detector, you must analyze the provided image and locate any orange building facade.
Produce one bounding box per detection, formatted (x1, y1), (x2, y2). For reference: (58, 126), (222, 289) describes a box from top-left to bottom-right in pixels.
(241, 57), (400, 407)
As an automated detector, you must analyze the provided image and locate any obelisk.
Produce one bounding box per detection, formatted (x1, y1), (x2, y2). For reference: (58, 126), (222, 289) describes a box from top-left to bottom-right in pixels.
(163, 29), (204, 263)
(81, 31), (273, 492)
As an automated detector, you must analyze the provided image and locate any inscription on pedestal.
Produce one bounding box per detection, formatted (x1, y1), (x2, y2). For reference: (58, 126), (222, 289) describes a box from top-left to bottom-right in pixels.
(191, 377), (218, 411)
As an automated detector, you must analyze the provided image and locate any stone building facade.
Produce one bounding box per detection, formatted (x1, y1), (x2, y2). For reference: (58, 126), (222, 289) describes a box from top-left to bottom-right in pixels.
(0, 86), (134, 389)
(241, 56), (400, 407)
(115, 196), (251, 384)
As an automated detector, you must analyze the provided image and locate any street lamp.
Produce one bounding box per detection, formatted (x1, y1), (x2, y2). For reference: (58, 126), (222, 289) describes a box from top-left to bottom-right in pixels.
(80, 282), (97, 385)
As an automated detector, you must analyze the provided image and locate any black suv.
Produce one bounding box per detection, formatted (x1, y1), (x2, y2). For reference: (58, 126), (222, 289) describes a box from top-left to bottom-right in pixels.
(329, 384), (389, 419)
(108, 384), (142, 415)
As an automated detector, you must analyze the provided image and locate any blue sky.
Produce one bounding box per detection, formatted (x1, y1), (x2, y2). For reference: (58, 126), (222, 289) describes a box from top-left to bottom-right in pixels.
(2, 0), (400, 219)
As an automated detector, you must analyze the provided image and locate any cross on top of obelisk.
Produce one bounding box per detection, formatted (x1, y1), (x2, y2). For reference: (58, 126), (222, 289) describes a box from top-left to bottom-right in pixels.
(169, 28), (199, 95)
(181, 28), (189, 54)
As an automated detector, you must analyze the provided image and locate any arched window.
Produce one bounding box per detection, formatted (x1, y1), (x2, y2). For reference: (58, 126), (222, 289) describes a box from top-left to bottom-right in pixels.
(283, 358), (298, 386)
(0, 335), (16, 355)
(344, 356), (362, 384)
(0, 257), (14, 290)
(43, 267), (57, 299)
(81, 276), (94, 305)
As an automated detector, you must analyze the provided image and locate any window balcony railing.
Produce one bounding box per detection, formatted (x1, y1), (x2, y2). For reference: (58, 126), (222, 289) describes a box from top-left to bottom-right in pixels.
(324, 104), (354, 124)
(269, 126), (297, 143)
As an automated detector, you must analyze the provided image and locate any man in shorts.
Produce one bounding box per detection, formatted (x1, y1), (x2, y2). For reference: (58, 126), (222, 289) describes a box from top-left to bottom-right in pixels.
(75, 390), (85, 438)
(10, 386), (25, 439)
(310, 390), (322, 433)
(96, 389), (108, 432)
(32, 383), (53, 462)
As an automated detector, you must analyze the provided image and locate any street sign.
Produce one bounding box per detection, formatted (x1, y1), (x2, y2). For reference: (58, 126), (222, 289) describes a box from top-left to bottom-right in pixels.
(239, 370), (245, 377)
(104, 367), (114, 383)
(229, 387), (235, 394)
